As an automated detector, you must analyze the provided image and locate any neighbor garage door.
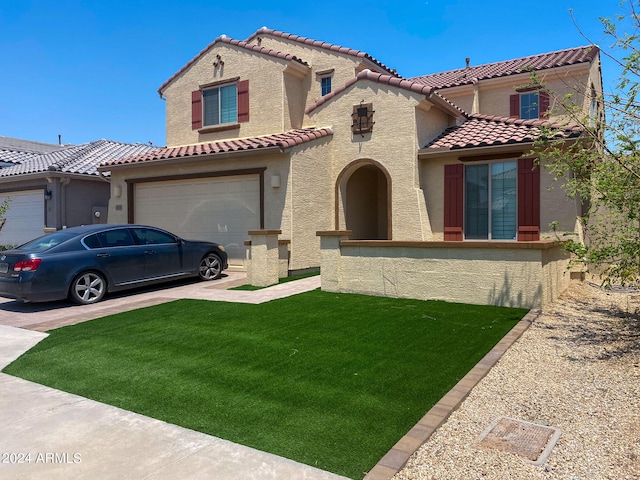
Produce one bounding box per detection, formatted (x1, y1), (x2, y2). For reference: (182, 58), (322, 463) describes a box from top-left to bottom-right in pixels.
(134, 175), (260, 268)
(0, 190), (44, 246)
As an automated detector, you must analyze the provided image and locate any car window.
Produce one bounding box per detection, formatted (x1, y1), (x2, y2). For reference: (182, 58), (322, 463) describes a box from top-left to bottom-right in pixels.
(96, 229), (136, 248)
(130, 228), (177, 245)
(83, 234), (102, 249)
(16, 231), (77, 252)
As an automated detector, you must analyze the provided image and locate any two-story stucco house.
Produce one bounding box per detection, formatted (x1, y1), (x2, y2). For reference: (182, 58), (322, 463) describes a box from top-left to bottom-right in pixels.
(100, 28), (602, 306)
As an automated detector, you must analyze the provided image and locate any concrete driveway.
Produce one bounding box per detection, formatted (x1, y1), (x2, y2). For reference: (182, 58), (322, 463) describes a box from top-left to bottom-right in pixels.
(0, 271), (249, 331)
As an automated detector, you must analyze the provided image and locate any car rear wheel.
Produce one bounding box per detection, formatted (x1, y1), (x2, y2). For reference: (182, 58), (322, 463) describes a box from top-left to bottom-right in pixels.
(70, 272), (106, 304)
(199, 253), (222, 281)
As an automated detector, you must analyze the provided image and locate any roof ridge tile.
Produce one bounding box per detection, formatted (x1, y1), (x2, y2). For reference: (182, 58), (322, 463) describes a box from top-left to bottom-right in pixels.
(245, 27), (399, 77)
(410, 45), (599, 89)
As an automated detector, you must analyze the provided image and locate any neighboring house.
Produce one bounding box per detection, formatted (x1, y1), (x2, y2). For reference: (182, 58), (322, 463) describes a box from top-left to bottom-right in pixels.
(0, 137), (156, 245)
(100, 28), (602, 306)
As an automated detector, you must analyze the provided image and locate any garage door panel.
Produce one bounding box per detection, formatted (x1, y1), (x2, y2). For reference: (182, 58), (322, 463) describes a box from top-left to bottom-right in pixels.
(135, 175), (260, 268)
(0, 190), (44, 246)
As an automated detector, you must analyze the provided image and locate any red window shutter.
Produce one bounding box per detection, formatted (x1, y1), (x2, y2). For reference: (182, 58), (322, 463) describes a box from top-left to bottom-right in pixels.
(510, 94), (520, 118)
(517, 158), (540, 241)
(444, 164), (464, 241)
(237, 80), (249, 123)
(191, 90), (202, 130)
(539, 91), (550, 118)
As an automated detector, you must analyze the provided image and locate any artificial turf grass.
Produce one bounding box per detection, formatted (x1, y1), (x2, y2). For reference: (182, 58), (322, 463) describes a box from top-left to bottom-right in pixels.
(3, 290), (527, 479)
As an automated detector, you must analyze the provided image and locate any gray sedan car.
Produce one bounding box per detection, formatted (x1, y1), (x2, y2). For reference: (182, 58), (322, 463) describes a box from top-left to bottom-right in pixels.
(0, 224), (228, 304)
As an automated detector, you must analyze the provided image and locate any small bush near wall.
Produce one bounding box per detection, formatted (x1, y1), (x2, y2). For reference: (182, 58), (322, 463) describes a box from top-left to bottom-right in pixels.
(0, 245), (17, 251)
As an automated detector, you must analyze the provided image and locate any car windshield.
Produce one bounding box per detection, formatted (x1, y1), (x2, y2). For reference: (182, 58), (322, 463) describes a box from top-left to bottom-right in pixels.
(15, 231), (78, 252)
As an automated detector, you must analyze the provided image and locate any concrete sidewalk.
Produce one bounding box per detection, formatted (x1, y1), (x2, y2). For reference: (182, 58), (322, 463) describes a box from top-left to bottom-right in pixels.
(0, 275), (349, 480)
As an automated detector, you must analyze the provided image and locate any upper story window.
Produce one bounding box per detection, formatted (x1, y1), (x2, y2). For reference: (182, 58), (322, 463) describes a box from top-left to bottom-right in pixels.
(191, 79), (249, 131)
(510, 90), (549, 120)
(321, 76), (332, 96)
(519, 93), (539, 120)
(203, 83), (237, 126)
(316, 69), (334, 97)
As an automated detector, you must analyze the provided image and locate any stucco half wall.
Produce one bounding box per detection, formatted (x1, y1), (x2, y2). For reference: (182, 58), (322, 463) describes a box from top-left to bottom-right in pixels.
(317, 232), (573, 309)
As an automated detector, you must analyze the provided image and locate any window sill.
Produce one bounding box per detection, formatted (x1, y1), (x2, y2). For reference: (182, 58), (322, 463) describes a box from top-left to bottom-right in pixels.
(198, 123), (240, 134)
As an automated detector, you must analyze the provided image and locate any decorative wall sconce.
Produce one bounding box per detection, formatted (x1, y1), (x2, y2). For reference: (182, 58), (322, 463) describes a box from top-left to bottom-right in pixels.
(352, 101), (375, 136)
(44, 190), (52, 200)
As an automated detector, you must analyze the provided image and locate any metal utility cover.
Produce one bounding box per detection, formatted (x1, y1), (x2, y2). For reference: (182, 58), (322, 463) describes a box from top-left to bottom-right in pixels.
(475, 416), (562, 466)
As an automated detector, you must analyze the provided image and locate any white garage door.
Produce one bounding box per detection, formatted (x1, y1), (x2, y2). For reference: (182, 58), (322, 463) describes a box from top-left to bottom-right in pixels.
(0, 190), (44, 246)
(134, 175), (260, 268)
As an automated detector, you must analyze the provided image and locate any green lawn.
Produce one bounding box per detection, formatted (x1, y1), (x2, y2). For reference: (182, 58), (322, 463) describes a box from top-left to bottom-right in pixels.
(3, 290), (527, 479)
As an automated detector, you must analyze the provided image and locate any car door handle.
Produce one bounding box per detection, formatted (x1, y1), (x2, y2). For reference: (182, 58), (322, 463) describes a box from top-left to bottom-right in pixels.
(145, 250), (156, 255)
(96, 253), (110, 257)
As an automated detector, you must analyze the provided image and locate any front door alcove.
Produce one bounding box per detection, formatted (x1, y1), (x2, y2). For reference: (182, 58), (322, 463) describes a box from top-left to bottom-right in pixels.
(337, 160), (391, 240)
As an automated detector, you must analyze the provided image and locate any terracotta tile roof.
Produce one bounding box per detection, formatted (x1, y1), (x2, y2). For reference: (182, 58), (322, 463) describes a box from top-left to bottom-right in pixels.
(0, 140), (157, 177)
(422, 114), (583, 151)
(158, 35), (309, 95)
(305, 69), (467, 118)
(410, 45), (599, 89)
(246, 27), (399, 77)
(101, 128), (334, 167)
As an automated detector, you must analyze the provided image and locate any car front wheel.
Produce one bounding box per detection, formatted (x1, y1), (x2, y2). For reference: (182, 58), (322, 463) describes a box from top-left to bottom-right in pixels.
(199, 253), (222, 281)
(70, 272), (106, 304)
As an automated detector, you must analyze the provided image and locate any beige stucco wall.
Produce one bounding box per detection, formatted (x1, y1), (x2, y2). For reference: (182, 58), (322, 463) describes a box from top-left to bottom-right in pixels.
(319, 240), (572, 309)
(435, 63), (595, 121)
(421, 156), (582, 241)
(307, 79), (453, 242)
(248, 34), (382, 111)
(106, 152), (290, 227)
(162, 43), (309, 147)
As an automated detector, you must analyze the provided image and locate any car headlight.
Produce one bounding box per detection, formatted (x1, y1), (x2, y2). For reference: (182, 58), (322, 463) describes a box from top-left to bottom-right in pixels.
(218, 245), (225, 252)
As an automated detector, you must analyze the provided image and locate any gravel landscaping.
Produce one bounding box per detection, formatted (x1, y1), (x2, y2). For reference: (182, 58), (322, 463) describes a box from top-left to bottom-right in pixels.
(394, 281), (640, 480)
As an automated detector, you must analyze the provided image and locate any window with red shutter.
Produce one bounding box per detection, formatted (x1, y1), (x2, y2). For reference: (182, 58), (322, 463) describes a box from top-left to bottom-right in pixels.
(444, 164), (464, 241)
(510, 94), (520, 118)
(539, 91), (550, 118)
(445, 160), (538, 241)
(191, 90), (203, 130)
(517, 158), (540, 241)
(237, 80), (249, 123)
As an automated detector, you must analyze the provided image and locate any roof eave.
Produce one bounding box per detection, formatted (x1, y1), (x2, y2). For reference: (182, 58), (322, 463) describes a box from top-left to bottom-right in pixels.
(417, 142), (535, 160)
(99, 145), (286, 171)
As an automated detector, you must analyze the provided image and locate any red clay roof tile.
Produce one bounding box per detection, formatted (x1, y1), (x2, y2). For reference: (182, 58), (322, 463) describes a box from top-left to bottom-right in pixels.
(101, 128), (333, 168)
(246, 27), (399, 77)
(411, 45), (599, 89)
(423, 114), (583, 151)
(305, 69), (466, 118)
(158, 36), (309, 95)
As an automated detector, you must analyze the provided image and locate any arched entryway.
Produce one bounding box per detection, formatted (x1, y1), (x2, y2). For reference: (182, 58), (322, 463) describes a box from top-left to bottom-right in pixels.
(336, 160), (391, 240)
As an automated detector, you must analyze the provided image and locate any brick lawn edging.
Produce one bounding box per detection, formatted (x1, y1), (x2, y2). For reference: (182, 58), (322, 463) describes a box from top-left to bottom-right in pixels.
(363, 309), (541, 480)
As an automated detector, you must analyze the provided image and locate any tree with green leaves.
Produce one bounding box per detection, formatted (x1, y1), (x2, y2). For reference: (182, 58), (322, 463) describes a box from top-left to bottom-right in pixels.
(0, 197), (10, 232)
(533, 0), (640, 288)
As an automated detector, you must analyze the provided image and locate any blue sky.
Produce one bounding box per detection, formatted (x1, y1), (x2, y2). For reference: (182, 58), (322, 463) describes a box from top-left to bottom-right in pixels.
(0, 0), (627, 147)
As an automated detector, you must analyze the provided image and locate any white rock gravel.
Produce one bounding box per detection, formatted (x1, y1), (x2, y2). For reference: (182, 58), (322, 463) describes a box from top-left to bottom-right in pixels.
(393, 281), (640, 480)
